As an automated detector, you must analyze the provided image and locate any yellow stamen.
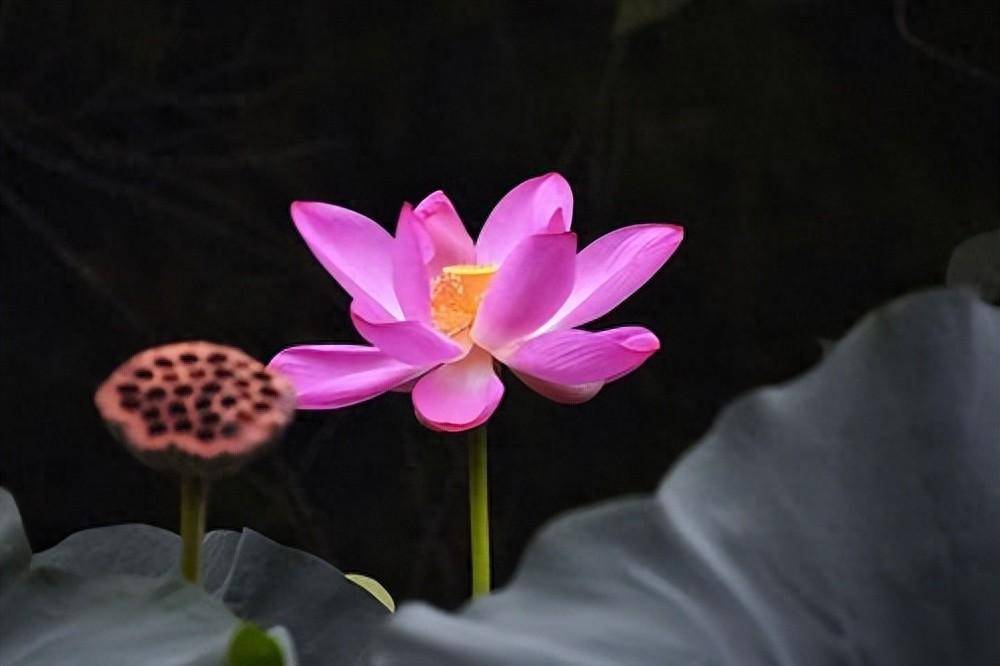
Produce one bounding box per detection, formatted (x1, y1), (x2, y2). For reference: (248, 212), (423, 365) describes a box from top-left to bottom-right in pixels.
(431, 264), (499, 336)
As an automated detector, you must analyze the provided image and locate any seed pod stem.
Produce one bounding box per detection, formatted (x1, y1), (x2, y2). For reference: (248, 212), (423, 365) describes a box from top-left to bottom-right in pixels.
(180, 475), (208, 584)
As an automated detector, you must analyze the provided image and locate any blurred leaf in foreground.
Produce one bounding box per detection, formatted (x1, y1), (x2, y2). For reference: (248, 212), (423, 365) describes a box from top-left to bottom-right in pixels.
(372, 289), (1000, 665)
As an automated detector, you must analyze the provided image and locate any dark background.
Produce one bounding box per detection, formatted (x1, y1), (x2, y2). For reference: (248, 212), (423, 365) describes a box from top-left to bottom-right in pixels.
(1, 0), (997, 607)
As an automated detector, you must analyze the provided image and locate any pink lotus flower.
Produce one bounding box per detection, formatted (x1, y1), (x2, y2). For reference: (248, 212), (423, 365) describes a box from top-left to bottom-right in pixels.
(270, 173), (683, 432)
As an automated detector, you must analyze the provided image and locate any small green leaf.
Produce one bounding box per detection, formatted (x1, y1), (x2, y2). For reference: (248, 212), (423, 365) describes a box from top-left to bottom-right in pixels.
(345, 573), (395, 612)
(227, 622), (284, 666)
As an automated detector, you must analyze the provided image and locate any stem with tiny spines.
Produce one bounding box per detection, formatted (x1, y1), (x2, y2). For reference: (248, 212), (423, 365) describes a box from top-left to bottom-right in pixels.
(468, 425), (491, 597)
(180, 475), (207, 584)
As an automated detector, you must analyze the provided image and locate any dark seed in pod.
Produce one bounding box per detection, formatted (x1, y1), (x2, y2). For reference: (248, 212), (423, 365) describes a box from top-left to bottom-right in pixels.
(120, 397), (141, 411)
(207, 353), (227, 364)
(253, 402), (271, 413)
(116, 383), (140, 394)
(162, 372), (179, 382)
(220, 395), (238, 408)
(214, 368), (233, 379)
(252, 371), (272, 382)
(260, 386), (279, 398)
(235, 379), (250, 388)
(220, 422), (240, 438)
(174, 418), (193, 432)
(179, 353), (198, 364)
(236, 410), (255, 423)
(174, 384), (193, 397)
(148, 421), (167, 436)
(141, 407), (160, 421)
(146, 387), (167, 401)
(196, 428), (215, 442)
(202, 382), (221, 395)
(195, 397), (212, 410)
(234, 360), (249, 369)
(201, 412), (221, 426)
(153, 357), (173, 368)
(167, 401), (187, 415)
(189, 368), (206, 379)
(134, 368), (153, 380)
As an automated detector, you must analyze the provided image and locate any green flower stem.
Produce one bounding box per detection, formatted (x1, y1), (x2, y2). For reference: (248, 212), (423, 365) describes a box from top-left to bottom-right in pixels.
(180, 475), (207, 585)
(468, 425), (491, 597)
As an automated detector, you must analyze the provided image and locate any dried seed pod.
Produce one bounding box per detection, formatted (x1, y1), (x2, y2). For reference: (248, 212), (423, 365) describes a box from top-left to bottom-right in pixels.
(95, 342), (296, 479)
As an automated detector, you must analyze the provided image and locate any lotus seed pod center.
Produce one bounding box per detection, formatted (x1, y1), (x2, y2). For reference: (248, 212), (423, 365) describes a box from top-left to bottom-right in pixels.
(430, 264), (499, 336)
